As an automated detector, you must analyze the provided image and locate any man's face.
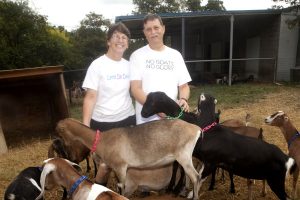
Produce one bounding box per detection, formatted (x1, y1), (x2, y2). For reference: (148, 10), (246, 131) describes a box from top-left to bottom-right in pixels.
(143, 19), (165, 45)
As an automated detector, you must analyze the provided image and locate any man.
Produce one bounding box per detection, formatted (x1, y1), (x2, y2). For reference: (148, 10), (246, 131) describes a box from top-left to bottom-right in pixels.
(130, 13), (191, 124)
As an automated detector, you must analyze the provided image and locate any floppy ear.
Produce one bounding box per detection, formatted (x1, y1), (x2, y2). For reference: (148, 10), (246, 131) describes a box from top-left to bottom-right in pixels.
(36, 162), (56, 200)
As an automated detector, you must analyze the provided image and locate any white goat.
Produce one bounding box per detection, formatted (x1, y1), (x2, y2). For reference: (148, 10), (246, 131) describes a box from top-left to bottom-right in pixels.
(265, 111), (300, 199)
(56, 118), (201, 200)
(36, 158), (128, 200)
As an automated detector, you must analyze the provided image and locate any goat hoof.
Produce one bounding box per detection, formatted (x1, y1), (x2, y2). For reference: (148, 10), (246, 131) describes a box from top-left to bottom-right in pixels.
(230, 189), (235, 194)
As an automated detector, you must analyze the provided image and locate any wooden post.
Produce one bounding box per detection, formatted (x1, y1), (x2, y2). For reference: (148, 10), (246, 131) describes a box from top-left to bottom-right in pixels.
(0, 121), (8, 154)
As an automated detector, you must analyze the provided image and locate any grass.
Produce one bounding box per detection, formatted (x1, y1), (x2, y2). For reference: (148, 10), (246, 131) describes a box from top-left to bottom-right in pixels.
(189, 83), (279, 109)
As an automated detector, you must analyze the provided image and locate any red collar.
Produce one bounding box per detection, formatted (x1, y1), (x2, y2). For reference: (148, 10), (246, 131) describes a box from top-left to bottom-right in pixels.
(91, 130), (101, 153)
(202, 122), (217, 132)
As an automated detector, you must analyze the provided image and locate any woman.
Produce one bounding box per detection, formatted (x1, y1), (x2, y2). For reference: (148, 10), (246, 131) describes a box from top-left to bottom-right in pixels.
(82, 22), (135, 131)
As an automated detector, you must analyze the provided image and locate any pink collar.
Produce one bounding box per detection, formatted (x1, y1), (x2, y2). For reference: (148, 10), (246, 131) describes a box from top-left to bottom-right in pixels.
(91, 130), (101, 153)
(202, 122), (217, 132)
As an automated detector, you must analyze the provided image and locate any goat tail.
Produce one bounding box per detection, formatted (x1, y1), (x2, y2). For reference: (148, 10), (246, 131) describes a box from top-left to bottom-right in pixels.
(35, 160), (56, 200)
(286, 157), (297, 176)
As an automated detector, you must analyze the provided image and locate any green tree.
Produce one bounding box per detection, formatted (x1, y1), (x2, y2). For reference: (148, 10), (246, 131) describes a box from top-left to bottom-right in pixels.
(66, 12), (110, 70)
(0, 0), (70, 69)
(132, 0), (181, 14)
(132, 0), (225, 14)
(181, 0), (202, 12)
(203, 0), (226, 11)
(273, 0), (300, 28)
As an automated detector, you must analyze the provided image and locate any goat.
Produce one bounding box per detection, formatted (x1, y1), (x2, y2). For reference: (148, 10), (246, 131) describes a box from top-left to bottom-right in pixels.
(36, 158), (128, 200)
(141, 91), (265, 196)
(194, 93), (296, 200)
(4, 167), (43, 200)
(48, 137), (92, 173)
(206, 110), (266, 198)
(48, 137), (95, 199)
(56, 118), (201, 200)
(142, 92), (297, 199)
(265, 111), (300, 199)
(92, 154), (184, 197)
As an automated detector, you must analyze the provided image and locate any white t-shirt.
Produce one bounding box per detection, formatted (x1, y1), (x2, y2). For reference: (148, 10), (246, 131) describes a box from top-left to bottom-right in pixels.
(130, 45), (191, 124)
(82, 55), (135, 122)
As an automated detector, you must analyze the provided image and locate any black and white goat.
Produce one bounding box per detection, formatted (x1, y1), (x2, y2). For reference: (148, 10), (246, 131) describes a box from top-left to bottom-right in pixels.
(194, 93), (296, 200)
(265, 111), (300, 199)
(36, 158), (128, 200)
(4, 167), (43, 200)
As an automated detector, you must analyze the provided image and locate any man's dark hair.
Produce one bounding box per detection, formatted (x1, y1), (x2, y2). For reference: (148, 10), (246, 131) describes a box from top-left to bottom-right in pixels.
(143, 13), (164, 26)
(107, 22), (131, 41)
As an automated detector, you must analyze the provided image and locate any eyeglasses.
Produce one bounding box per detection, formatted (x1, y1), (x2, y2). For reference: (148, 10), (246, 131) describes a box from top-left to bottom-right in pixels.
(111, 33), (128, 41)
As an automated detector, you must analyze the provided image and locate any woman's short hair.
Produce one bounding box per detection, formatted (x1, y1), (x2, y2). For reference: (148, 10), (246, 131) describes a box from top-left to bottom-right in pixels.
(107, 22), (131, 41)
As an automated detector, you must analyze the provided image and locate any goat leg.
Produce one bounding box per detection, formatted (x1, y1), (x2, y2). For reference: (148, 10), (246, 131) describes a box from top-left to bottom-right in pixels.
(208, 167), (217, 191)
(229, 171), (235, 193)
(166, 161), (179, 193)
(173, 164), (186, 196)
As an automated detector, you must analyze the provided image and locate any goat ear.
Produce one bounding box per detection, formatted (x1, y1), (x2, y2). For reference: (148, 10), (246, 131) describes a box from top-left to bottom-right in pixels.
(73, 164), (82, 172)
(36, 163), (56, 200)
(63, 159), (82, 172)
(214, 99), (217, 104)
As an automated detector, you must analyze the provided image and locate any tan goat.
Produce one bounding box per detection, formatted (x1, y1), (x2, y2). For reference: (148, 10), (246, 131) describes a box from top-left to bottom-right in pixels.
(36, 158), (127, 200)
(265, 111), (300, 199)
(56, 118), (201, 200)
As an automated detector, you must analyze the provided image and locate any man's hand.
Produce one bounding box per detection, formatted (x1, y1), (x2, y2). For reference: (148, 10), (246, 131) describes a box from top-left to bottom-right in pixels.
(178, 98), (189, 112)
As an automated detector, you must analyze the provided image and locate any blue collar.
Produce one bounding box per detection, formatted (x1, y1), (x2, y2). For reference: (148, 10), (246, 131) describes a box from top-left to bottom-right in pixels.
(68, 175), (88, 197)
(288, 132), (300, 148)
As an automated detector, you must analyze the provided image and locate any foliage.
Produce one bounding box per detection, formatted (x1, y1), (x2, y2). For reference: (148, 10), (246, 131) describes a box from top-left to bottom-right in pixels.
(132, 0), (181, 14)
(132, 0), (226, 14)
(180, 0), (203, 12)
(203, 0), (226, 11)
(65, 12), (110, 70)
(0, 0), (69, 69)
(272, 0), (300, 28)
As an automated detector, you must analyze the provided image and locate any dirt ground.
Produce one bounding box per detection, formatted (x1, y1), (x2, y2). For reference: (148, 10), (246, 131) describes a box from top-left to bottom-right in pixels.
(0, 85), (299, 200)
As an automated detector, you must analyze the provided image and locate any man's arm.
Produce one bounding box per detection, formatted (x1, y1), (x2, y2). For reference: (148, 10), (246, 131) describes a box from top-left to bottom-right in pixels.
(82, 89), (97, 127)
(130, 80), (147, 105)
(178, 83), (190, 112)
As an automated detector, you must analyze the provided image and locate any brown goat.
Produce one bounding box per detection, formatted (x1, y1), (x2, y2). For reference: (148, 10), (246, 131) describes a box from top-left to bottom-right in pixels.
(48, 137), (91, 173)
(56, 118), (201, 200)
(36, 158), (128, 200)
(265, 111), (300, 199)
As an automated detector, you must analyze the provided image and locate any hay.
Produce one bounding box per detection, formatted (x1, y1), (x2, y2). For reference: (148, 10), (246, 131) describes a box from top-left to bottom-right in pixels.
(0, 85), (299, 200)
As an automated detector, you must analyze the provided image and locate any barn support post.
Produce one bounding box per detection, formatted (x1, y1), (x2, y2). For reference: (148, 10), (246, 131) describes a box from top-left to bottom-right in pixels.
(181, 17), (185, 58)
(0, 120), (8, 154)
(229, 15), (234, 86)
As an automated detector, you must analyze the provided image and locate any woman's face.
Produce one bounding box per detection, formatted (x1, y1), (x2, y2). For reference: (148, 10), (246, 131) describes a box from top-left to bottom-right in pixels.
(107, 31), (129, 54)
